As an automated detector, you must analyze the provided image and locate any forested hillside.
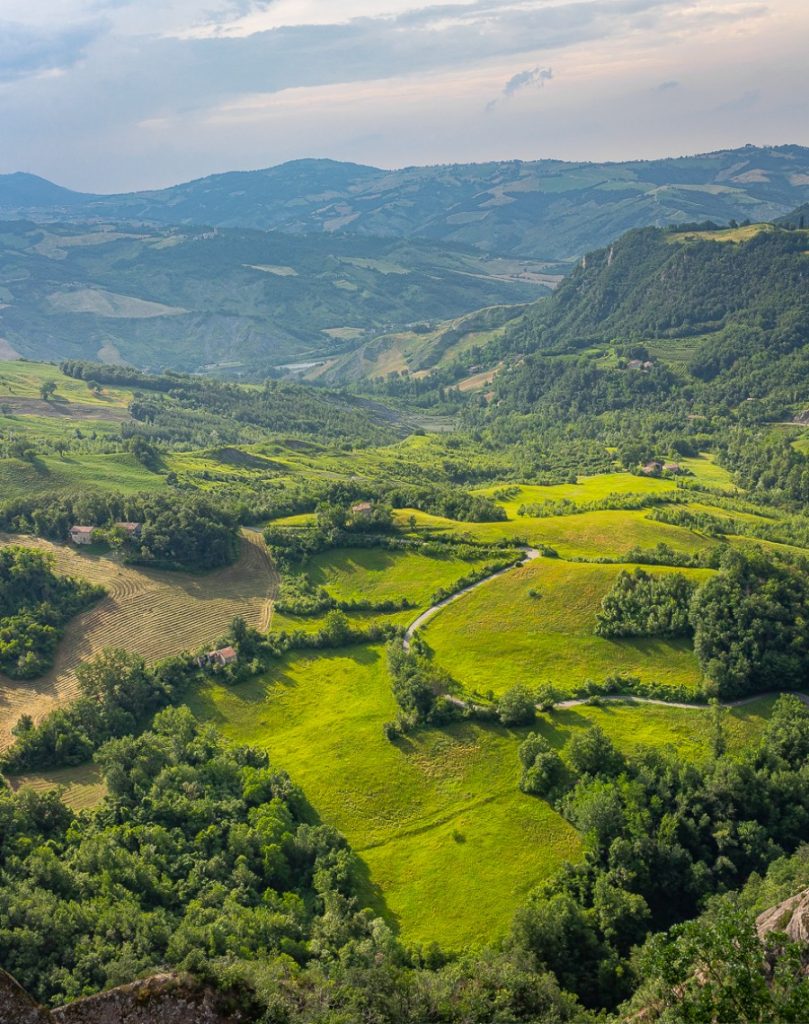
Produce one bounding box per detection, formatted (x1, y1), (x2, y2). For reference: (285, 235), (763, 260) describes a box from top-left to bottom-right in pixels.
(487, 220), (809, 426)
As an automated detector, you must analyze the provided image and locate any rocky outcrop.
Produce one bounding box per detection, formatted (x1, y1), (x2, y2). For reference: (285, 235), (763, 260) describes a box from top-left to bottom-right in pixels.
(0, 970), (248, 1024)
(0, 968), (51, 1024)
(756, 887), (809, 944)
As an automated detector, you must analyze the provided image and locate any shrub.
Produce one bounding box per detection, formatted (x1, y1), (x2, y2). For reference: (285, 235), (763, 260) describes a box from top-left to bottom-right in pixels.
(496, 686), (537, 727)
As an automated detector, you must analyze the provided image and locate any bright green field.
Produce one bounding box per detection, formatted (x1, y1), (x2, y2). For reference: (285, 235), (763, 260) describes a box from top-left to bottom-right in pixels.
(0, 451), (165, 499)
(307, 546), (492, 607)
(395, 506), (716, 560)
(474, 472), (677, 514)
(188, 646), (772, 949)
(423, 558), (711, 697)
(0, 360), (134, 407)
(189, 646), (582, 949)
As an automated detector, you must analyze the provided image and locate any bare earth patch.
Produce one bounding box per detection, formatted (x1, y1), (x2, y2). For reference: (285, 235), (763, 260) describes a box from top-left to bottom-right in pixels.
(0, 339), (21, 360)
(48, 287), (187, 318)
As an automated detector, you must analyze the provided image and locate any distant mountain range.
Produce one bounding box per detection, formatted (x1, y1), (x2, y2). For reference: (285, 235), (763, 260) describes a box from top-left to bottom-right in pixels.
(3, 146), (809, 262)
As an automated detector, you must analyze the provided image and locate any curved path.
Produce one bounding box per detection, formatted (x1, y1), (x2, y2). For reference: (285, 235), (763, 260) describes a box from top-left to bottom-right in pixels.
(401, 548), (809, 712)
(402, 547), (540, 652)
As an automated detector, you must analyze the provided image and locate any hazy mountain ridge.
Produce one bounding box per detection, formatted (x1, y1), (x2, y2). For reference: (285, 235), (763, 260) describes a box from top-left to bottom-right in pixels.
(3, 146), (809, 261)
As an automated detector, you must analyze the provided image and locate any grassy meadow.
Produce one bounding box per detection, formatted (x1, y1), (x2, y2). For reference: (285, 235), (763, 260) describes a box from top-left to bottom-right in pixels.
(422, 557), (711, 697)
(187, 646), (773, 948)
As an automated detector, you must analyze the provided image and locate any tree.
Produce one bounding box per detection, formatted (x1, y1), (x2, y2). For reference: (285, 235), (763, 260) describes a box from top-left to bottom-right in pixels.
(691, 550), (809, 698)
(763, 693), (809, 768)
(628, 894), (809, 1023)
(321, 610), (352, 647)
(496, 685), (536, 726)
(566, 726), (624, 778)
(519, 732), (565, 797)
(39, 381), (56, 401)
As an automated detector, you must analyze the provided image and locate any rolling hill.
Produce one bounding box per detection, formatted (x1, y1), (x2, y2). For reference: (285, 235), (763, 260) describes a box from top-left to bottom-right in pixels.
(2, 145), (809, 262)
(0, 221), (546, 373)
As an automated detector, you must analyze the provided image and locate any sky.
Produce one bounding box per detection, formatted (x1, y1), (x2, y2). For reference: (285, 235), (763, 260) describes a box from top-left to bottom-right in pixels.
(0, 0), (807, 192)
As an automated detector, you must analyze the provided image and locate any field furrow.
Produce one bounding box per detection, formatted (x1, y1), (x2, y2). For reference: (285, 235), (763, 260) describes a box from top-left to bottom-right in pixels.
(0, 529), (278, 750)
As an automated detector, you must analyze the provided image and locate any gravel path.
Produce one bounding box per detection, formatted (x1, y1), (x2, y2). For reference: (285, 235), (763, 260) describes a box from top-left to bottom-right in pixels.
(402, 547), (540, 651)
(401, 548), (809, 711)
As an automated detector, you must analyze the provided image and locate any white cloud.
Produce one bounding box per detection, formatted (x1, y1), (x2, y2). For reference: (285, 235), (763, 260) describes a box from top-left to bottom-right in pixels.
(0, 0), (805, 189)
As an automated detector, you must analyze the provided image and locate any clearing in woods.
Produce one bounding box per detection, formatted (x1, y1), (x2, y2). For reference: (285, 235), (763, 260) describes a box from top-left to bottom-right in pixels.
(0, 529), (277, 750)
(189, 646), (774, 949)
(422, 557), (712, 697)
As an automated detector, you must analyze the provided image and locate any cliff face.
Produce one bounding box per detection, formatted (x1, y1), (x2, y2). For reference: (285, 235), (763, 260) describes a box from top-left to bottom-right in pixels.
(757, 887), (809, 945)
(0, 970), (247, 1024)
(0, 968), (50, 1024)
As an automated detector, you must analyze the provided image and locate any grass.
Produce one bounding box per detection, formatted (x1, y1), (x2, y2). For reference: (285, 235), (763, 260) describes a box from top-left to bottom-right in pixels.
(394, 507), (716, 560)
(474, 472), (677, 514)
(187, 645), (772, 949)
(188, 646), (581, 949)
(669, 224), (778, 245)
(7, 764), (107, 812)
(0, 530), (277, 752)
(306, 546), (493, 608)
(422, 557), (710, 697)
(678, 454), (736, 488)
(0, 452), (166, 500)
(537, 697), (774, 762)
(0, 360), (134, 407)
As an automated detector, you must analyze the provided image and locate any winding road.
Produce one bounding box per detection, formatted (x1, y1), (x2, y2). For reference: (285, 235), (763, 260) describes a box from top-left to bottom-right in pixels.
(401, 548), (809, 712)
(402, 547), (540, 652)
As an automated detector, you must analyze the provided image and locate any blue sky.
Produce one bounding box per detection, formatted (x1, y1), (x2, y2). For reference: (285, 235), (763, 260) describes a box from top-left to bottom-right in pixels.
(0, 0), (807, 190)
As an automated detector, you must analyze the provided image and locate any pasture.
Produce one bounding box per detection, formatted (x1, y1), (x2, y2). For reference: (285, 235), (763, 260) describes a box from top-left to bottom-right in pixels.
(306, 546), (495, 609)
(0, 529), (277, 750)
(394, 506), (717, 560)
(422, 557), (711, 697)
(188, 645), (772, 948)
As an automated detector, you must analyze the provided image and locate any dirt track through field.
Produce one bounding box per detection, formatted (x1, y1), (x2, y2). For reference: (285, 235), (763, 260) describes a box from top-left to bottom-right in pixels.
(403, 547), (539, 651)
(403, 549), (809, 712)
(0, 529), (278, 750)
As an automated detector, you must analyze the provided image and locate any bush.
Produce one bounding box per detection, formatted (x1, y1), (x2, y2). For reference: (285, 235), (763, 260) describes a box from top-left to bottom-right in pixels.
(496, 686), (537, 726)
(519, 732), (566, 797)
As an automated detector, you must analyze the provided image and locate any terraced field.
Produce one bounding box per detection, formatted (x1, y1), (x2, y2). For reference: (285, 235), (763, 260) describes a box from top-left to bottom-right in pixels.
(0, 529), (277, 749)
(8, 764), (107, 812)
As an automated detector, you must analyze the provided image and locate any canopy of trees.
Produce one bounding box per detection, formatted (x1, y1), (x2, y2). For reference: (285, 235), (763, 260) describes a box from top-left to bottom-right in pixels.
(0, 546), (103, 678)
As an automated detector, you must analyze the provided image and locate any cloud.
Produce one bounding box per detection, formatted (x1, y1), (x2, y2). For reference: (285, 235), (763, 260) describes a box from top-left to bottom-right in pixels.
(0, 20), (101, 82)
(0, 0), (798, 189)
(504, 65), (552, 97)
(714, 89), (761, 113)
(486, 64), (552, 111)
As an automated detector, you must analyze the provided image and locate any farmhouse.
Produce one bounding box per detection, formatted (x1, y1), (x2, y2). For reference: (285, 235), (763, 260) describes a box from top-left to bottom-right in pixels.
(627, 359), (654, 371)
(69, 525), (96, 545)
(199, 646), (238, 668)
(641, 461), (663, 476)
(351, 501), (373, 516)
(663, 462), (683, 474)
(115, 521), (142, 539)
